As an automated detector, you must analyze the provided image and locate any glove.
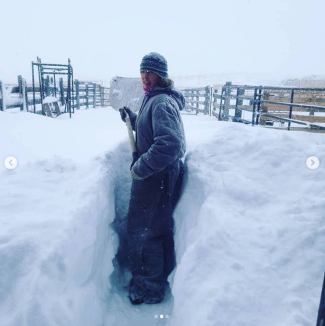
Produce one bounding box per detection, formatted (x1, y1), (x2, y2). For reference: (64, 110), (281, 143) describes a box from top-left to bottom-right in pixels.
(130, 168), (145, 180)
(119, 107), (133, 123)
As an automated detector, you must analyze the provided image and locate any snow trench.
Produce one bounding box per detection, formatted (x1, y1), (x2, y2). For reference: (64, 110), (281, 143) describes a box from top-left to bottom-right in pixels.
(102, 142), (210, 326)
(103, 142), (179, 326)
(1, 141), (204, 326)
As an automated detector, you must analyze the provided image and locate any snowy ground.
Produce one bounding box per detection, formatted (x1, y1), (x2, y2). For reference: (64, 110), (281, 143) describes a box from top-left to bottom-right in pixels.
(1, 105), (325, 326)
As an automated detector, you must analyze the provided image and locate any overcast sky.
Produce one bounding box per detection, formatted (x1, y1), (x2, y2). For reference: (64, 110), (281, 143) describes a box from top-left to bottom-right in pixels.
(1, 0), (324, 83)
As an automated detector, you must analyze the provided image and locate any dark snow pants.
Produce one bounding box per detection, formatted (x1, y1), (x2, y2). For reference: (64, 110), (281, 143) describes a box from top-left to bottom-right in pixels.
(127, 160), (184, 295)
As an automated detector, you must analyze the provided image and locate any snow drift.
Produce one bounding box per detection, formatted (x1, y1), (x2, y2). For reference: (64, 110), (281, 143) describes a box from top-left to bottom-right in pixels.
(0, 107), (324, 326)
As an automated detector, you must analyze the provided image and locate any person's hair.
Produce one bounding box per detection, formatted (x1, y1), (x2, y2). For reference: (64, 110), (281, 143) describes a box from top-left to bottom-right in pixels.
(157, 76), (174, 87)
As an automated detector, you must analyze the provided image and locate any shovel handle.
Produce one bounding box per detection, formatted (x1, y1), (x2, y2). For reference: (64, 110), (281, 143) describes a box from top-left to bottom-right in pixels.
(125, 112), (137, 154)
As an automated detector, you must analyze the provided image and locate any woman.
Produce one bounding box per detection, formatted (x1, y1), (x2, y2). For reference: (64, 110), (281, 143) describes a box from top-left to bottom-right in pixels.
(119, 52), (186, 305)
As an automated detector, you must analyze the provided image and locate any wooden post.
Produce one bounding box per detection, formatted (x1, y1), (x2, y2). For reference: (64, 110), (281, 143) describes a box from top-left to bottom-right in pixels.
(0, 81), (7, 111)
(86, 84), (89, 109)
(22, 78), (28, 112)
(223, 82), (232, 121)
(18, 75), (24, 111)
(191, 90), (194, 107)
(32, 62), (36, 113)
(209, 87), (213, 115)
(218, 86), (225, 120)
(75, 79), (80, 110)
(234, 87), (244, 121)
(204, 86), (210, 115)
(59, 78), (65, 107)
(309, 108), (315, 116)
(288, 89), (294, 131)
(196, 90), (199, 114)
(45, 75), (50, 96)
(212, 89), (218, 117)
(98, 85), (100, 107)
(251, 87), (258, 126)
(100, 86), (104, 107)
(67, 60), (71, 118)
(93, 83), (96, 108)
(53, 73), (57, 97)
(255, 87), (262, 125)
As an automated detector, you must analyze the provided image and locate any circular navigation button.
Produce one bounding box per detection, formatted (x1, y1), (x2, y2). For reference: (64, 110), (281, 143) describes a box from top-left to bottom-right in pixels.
(4, 156), (18, 170)
(306, 156), (320, 170)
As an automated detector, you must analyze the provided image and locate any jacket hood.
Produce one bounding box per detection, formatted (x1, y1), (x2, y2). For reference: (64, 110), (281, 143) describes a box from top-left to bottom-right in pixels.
(148, 85), (185, 111)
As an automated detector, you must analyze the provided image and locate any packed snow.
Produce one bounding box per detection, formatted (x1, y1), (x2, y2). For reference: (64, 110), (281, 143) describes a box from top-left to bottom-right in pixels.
(1, 99), (324, 326)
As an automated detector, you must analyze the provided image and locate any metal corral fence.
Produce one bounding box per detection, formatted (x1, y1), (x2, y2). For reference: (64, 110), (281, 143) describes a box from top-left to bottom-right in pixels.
(182, 82), (325, 132)
(0, 75), (110, 116)
(181, 86), (212, 115)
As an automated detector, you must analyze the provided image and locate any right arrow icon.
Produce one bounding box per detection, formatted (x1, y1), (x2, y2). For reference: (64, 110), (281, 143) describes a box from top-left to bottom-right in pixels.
(306, 156), (320, 170)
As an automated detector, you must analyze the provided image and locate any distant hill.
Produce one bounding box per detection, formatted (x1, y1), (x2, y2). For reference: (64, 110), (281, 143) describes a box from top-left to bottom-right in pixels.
(172, 73), (325, 89)
(282, 75), (325, 88)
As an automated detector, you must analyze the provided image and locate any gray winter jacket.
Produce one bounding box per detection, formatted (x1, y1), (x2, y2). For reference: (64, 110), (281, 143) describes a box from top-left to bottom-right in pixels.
(128, 85), (186, 187)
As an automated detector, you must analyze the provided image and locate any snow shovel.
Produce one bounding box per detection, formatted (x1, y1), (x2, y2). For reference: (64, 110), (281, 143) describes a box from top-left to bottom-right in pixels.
(125, 111), (138, 168)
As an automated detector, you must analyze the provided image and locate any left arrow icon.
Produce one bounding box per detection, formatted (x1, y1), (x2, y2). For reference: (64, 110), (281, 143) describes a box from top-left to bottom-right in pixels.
(4, 156), (18, 170)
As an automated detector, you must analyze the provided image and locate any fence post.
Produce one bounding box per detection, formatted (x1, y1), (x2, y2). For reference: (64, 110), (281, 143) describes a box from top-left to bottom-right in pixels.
(18, 75), (24, 111)
(209, 87), (213, 115)
(22, 78), (28, 112)
(223, 81), (232, 121)
(59, 78), (65, 107)
(196, 90), (199, 114)
(18, 75), (28, 112)
(234, 87), (245, 122)
(0, 81), (6, 111)
(234, 87), (240, 121)
(45, 75), (50, 96)
(190, 90), (194, 108)
(53, 73), (57, 97)
(204, 86), (210, 115)
(93, 83), (96, 108)
(212, 89), (218, 117)
(98, 86), (100, 107)
(288, 89), (294, 131)
(32, 62), (36, 113)
(218, 86), (225, 120)
(100, 86), (104, 107)
(86, 84), (89, 109)
(75, 79), (80, 110)
(251, 87), (258, 126)
(255, 87), (262, 125)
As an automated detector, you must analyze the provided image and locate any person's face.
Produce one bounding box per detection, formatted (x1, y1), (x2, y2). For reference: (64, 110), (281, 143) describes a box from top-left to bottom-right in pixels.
(141, 70), (159, 89)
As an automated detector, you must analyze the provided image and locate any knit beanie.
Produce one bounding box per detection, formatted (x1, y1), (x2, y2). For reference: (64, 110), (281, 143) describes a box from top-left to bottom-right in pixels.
(140, 52), (168, 78)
